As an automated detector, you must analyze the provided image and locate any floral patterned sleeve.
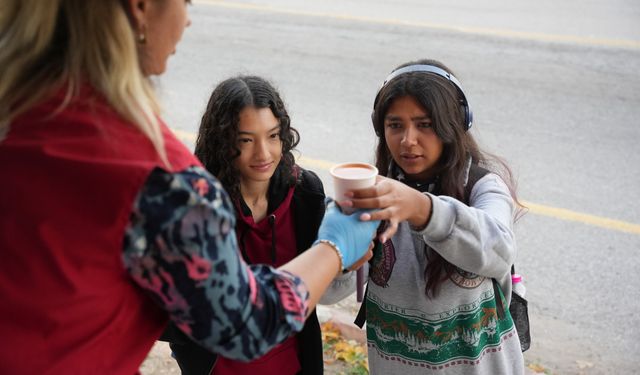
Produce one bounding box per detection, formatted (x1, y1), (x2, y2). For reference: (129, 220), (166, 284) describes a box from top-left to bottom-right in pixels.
(122, 166), (309, 360)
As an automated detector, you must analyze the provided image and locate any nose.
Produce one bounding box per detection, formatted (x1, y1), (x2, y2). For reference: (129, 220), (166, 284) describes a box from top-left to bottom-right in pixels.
(186, 17), (192, 28)
(400, 126), (417, 147)
(254, 139), (270, 160)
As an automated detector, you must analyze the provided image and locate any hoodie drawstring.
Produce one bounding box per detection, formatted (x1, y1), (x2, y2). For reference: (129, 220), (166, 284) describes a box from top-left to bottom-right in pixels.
(268, 214), (276, 264)
(238, 226), (251, 263)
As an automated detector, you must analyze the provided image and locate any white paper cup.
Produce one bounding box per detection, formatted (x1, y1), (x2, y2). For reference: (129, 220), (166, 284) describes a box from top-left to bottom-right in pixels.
(330, 162), (378, 214)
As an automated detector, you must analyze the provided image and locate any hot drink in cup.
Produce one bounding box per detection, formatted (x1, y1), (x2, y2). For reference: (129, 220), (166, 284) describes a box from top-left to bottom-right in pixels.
(329, 162), (378, 303)
(329, 162), (378, 214)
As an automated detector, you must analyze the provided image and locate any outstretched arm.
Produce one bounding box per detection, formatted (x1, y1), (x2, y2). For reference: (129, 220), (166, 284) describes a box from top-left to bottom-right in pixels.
(123, 166), (308, 360)
(123, 166), (377, 361)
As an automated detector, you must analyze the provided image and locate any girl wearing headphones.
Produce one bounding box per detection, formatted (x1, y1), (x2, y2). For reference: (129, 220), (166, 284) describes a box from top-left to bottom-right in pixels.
(343, 59), (525, 374)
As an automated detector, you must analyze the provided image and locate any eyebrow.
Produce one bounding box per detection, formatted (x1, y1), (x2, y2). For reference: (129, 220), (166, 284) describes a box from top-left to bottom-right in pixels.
(384, 115), (431, 121)
(238, 124), (280, 135)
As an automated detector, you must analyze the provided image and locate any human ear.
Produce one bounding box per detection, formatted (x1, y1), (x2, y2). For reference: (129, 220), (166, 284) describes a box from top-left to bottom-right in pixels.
(125, 0), (149, 29)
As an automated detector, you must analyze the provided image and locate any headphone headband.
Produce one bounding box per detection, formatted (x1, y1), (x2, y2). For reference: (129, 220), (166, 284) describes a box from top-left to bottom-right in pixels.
(373, 64), (473, 131)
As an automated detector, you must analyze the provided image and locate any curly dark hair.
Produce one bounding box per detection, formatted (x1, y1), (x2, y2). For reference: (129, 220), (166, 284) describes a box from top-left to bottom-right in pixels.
(194, 75), (300, 200)
(372, 59), (522, 297)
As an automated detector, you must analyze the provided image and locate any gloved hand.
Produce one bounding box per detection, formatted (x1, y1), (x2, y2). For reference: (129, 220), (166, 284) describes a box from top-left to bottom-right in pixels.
(314, 200), (380, 270)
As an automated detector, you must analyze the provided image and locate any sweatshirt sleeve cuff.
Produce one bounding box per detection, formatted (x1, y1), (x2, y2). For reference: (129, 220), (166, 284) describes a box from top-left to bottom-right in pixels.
(410, 192), (456, 241)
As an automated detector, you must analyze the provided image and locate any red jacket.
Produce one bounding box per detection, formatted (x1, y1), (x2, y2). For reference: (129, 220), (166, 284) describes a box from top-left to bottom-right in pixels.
(0, 87), (199, 374)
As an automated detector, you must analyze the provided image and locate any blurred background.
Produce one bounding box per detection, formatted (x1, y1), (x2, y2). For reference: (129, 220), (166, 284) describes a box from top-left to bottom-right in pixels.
(156, 1), (640, 373)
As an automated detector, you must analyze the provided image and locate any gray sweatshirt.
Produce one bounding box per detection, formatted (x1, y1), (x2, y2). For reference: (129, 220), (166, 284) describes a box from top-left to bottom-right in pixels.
(365, 173), (524, 374)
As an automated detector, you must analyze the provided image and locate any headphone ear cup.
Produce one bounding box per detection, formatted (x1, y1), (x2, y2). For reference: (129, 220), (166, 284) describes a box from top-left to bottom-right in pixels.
(465, 106), (473, 131)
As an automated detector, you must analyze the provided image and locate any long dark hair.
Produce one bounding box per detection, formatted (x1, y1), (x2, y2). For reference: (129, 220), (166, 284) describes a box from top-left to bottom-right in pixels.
(372, 59), (522, 297)
(194, 75), (300, 200)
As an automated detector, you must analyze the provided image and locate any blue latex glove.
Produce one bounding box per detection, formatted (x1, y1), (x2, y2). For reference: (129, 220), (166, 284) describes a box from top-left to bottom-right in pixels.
(314, 200), (380, 269)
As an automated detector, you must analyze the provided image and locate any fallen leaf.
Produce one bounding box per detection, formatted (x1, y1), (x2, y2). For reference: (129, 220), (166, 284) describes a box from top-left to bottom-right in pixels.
(321, 320), (369, 373)
(527, 363), (547, 373)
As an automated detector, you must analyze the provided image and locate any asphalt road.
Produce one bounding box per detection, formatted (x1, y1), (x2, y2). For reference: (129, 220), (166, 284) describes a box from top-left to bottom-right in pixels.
(160, 1), (640, 373)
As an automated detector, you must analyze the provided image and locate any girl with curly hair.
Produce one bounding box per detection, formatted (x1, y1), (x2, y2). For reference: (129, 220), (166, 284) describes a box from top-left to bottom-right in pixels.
(165, 75), (355, 375)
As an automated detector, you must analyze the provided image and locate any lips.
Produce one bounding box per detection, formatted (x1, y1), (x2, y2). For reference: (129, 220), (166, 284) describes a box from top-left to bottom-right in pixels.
(250, 162), (274, 172)
(400, 153), (423, 160)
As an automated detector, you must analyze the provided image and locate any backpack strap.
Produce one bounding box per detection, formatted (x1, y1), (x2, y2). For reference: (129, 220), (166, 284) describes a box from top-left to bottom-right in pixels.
(463, 164), (490, 204)
(354, 282), (368, 328)
(493, 266), (517, 321)
(492, 279), (506, 320)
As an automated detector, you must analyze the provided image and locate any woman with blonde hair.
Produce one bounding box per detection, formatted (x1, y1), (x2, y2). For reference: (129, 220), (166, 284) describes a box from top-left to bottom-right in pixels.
(0, 1), (377, 374)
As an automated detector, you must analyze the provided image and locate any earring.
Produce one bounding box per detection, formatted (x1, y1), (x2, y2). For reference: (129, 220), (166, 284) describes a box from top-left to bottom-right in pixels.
(138, 25), (146, 44)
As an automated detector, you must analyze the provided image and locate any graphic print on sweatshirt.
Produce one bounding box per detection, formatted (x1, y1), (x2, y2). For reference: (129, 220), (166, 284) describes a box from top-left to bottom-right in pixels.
(369, 237), (396, 288)
(365, 289), (515, 367)
(450, 267), (486, 289)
